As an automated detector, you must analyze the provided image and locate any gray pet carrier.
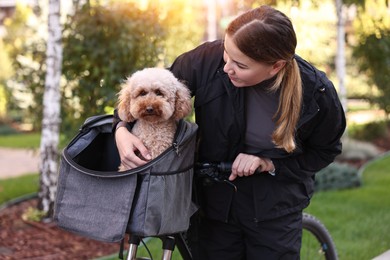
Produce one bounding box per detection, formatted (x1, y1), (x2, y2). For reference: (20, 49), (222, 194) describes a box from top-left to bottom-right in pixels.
(54, 114), (198, 243)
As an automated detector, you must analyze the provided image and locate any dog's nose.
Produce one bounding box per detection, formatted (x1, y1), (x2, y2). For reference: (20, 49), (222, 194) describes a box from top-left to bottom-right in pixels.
(146, 107), (154, 114)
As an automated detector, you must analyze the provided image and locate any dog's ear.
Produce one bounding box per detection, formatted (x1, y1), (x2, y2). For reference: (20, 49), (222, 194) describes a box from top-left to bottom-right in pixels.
(173, 81), (192, 120)
(117, 82), (135, 122)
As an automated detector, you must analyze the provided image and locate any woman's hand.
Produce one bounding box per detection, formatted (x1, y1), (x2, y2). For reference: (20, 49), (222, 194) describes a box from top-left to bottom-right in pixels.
(115, 126), (151, 170)
(229, 153), (275, 181)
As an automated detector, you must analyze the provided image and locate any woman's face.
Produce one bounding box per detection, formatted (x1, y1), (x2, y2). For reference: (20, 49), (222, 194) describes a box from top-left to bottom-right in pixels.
(223, 34), (281, 88)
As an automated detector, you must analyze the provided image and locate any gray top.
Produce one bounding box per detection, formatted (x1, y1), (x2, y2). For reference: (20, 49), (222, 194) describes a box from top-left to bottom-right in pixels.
(244, 82), (279, 153)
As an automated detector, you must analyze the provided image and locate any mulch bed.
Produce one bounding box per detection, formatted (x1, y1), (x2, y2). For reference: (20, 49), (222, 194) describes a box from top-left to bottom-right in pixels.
(0, 198), (122, 260)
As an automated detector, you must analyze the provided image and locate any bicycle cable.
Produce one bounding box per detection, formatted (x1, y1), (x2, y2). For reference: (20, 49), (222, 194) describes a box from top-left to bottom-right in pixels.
(141, 238), (153, 260)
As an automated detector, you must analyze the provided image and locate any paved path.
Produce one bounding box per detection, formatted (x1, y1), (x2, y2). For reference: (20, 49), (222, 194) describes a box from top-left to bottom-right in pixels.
(373, 250), (390, 260)
(0, 148), (40, 179)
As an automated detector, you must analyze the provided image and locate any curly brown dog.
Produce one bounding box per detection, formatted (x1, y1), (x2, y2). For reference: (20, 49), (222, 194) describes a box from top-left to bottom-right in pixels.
(117, 68), (192, 171)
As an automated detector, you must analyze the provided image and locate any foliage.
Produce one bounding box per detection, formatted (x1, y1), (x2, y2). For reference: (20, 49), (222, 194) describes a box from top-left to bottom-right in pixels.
(0, 39), (13, 119)
(153, 0), (205, 65)
(348, 120), (389, 142)
(352, 1), (390, 115)
(2, 1), (203, 137)
(0, 39), (13, 82)
(338, 135), (381, 161)
(0, 83), (7, 119)
(60, 2), (168, 135)
(353, 29), (390, 114)
(314, 162), (360, 191)
(2, 4), (46, 130)
(22, 206), (46, 222)
(278, 2), (337, 71)
(0, 124), (19, 135)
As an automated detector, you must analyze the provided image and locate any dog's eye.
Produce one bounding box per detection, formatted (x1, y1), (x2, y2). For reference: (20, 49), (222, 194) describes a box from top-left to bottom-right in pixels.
(139, 90), (147, 96)
(155, 89), (163, 96)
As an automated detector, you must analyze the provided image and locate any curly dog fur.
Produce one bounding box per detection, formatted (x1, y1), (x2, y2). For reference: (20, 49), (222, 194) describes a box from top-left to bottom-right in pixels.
(117, 68), (192, 171)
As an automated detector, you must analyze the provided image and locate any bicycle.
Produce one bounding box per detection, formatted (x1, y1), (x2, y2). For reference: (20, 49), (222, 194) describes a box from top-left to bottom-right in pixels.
(123, 162), (338, 260)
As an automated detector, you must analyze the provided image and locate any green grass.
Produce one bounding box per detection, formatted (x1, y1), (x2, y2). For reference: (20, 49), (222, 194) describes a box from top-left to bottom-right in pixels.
(0, 133), (41, 148)
(0, 174), (39, 204)
(0, 133), (41, 204)
(305, 154), (390, 260)
(96, 237), (183, 260)
(0, 132), (70, 149)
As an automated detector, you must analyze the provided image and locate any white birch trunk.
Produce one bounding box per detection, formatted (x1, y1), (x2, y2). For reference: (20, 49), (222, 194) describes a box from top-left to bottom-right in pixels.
(335, 0), (347, 112)
(206, 0), (217, 41)
(38, 0), (62, 218)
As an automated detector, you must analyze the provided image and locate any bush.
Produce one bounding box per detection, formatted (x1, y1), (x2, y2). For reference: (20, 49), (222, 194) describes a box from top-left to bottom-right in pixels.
(349, 120), (389, 141)
(315, 162), (361, 191)
(337, 136), (381, 161)
(0, 124), (19, 135)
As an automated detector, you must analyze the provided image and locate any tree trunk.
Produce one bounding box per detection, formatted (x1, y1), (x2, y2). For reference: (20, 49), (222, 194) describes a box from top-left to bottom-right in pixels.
(38, 0), (62, 219)
(335, 0), (347, 112)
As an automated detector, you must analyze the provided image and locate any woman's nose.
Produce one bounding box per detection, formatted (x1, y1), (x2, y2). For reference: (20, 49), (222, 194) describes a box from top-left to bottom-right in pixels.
(223, 62), (233, 75)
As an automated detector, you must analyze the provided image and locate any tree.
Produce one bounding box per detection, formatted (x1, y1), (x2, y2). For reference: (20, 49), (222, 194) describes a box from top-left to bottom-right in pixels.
(335, 0), (347, 111)
(38, 0), (62, 218)
(3, 1), (204, 134)
(61, 2), (168, 134)
(2, 4), (44, 126)
(353, 29), (390, 115)
(335, 0), (366, 114)
(0, 39), (13, 119)
(153, 0), (204, 65)
(352, 0), (390, 116)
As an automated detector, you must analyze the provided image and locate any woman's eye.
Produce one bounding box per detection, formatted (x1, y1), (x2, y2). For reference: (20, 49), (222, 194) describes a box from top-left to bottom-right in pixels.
(236, 63), (247, 69)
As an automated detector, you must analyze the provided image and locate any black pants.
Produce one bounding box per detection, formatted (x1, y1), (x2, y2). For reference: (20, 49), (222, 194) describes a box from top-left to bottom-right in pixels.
(196, 211), (303, 260)
(190, 181), (303, 260)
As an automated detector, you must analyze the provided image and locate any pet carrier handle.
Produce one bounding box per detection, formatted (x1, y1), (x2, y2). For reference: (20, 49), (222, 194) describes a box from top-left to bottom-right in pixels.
(80, 114), (114, 131)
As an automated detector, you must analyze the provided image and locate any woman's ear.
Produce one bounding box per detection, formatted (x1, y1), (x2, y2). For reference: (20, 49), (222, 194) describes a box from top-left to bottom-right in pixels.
(270, 60), (287, 77)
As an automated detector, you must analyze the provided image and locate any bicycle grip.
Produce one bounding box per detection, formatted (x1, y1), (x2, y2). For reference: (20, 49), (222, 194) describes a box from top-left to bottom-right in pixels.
(218, 162), (233, 173)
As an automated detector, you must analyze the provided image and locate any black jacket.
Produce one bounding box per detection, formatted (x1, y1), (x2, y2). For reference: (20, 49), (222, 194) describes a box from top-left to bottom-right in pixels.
(169, 40), (346, 222)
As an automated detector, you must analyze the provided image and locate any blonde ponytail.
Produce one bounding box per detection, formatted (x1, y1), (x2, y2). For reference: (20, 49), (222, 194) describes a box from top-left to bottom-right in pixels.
(271, 59), (302, 153)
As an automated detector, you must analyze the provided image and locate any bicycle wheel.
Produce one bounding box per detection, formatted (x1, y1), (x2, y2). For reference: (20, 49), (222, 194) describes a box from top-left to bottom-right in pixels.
(301, 213), (338, 260)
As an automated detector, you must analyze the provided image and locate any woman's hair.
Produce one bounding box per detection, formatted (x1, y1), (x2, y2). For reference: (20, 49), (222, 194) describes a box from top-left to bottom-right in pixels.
(226, 5), (302, 153)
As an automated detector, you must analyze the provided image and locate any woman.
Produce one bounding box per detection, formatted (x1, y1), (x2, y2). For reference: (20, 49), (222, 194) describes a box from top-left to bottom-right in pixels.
(115, 5), (346, 259)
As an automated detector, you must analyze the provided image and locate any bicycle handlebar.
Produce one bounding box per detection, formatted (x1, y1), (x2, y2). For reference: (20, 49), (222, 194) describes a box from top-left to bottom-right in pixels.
(195, 161), (265, 181)
(195, 162), (233, 173)
(195, 162), (232, 181)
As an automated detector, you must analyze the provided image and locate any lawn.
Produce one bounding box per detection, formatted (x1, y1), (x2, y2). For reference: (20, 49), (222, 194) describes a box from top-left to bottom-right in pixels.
(305, 153), (390, 260)
(0, 132), (41, 148)
(0, 174), (39, 205)
(0, 132), (69, 149)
